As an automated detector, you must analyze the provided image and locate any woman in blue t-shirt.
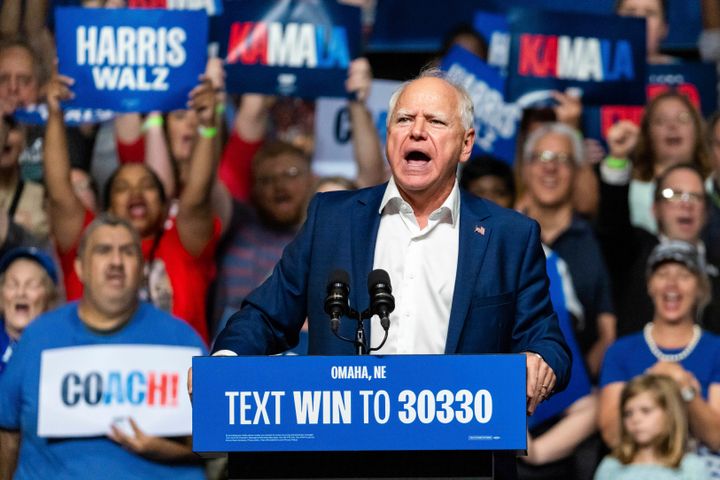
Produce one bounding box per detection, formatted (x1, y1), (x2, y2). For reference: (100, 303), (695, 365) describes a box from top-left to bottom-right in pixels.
(599, 241), (720, 476)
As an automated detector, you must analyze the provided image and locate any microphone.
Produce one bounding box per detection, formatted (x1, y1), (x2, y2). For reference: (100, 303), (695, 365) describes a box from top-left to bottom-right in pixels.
(367, 269), (395, 331)
(324, 269), (350, 333)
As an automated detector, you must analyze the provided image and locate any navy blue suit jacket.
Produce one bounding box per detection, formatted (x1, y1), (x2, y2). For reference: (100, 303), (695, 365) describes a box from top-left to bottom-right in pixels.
(214, 183), (571, 392)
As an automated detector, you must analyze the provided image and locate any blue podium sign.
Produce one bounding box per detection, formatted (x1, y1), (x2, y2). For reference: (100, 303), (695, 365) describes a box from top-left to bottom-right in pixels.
(192, 354), (526, 453)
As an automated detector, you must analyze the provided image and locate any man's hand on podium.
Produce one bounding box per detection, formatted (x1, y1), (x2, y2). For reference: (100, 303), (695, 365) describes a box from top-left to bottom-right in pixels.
(524, 352), (557, 416)
(189, 351), (238, 404)
(187, 367), (193, 403)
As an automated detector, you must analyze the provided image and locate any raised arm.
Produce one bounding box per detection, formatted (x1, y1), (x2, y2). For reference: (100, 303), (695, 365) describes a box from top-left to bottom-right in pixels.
(42, 69), (87, 252)
(0, 0), (21, 38)
(175, 75), (220, 256)
(346, 57), (387, 187)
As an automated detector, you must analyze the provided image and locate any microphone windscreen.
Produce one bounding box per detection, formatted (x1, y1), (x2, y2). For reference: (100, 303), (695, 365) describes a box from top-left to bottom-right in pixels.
(367, 269), (391, 291)
(328, 269), (350, 285)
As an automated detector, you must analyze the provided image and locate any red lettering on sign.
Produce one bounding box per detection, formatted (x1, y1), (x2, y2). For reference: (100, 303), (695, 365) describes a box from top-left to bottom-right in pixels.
(227, 21), (268, 65)
(518, 34), (557, 78)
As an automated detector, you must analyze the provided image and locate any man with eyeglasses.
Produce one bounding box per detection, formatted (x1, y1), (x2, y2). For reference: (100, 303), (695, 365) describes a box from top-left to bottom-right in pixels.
(519, 122), (617, 381)
(211, 141), (316, 338)
(597, 152), (720, 335)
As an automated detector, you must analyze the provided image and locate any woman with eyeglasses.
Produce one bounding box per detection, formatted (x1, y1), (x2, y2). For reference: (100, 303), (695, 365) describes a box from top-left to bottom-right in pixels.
(598, 240), (720, 477)
(605, 91), (711, 234)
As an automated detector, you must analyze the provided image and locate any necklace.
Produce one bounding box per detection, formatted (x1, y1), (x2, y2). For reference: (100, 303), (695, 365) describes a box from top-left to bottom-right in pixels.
(643, 322), (701, 362)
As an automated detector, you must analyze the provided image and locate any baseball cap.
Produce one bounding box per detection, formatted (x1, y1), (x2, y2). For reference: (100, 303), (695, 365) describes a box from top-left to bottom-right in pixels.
(0, 247), (59, 285)
(646, 241), (704, 278)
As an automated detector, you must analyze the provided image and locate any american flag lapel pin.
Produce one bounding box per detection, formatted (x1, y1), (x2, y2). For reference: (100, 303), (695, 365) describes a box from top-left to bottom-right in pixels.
(474, 225), (486, 236)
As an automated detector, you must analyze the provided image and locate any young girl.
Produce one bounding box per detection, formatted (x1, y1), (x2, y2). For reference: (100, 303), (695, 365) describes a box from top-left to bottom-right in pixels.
(595, 374), (708, 479)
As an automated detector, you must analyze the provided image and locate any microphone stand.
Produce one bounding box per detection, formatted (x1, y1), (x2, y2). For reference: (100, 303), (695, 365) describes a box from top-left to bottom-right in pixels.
(330, 306), (389, 355)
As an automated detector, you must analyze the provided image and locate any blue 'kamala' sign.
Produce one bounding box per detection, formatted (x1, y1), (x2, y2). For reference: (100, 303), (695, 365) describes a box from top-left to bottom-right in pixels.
(193, 354), (526, 453)
(507, 8), (646, 106)
(217, 0), (361, 98)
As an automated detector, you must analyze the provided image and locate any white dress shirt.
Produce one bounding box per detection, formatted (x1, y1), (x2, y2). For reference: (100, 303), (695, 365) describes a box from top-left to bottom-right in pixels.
(370, 177), (460, 354)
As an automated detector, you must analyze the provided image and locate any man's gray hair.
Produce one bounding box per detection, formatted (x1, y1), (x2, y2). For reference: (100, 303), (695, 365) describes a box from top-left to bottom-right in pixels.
(522, 122), (585, 166)
(77, 213), (142, 259)
(386, 67), (475, 131)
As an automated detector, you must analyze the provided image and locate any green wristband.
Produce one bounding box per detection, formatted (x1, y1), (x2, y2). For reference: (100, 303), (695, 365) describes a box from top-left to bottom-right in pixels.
(141, 114), (164, 132)
(198, 126), (218, 139)
(605, 156), (629, 170)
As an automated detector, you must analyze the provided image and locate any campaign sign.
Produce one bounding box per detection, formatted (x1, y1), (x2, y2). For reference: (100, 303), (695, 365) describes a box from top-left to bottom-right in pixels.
(193, 354), (526, 453)
(441, 46), (521, 164)
(583, 62), (719, 142)
(128, 0), (222, 16)
(54, 7), (208, 112)
(506, 8), (646, 106)
(37, 345), (202, 437)
(14, 104), (115, 126)
(313, 79), (398, 179)
(473, 10), (511, 74)
(217, 0), (361, 98)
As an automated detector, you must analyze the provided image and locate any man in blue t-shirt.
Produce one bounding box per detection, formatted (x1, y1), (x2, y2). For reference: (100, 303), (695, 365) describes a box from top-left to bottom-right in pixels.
(0, 214), (207, 480)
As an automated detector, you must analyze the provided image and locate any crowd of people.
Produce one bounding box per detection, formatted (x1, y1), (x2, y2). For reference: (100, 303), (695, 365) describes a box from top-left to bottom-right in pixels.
(1, 0), (720, 478)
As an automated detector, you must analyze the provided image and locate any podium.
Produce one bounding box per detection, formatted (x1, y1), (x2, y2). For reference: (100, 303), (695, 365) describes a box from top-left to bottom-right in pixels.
(193, 355), (526, 479)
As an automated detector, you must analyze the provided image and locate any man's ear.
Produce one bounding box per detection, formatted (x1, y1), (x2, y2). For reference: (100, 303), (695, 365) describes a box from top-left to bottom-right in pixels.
(460, 128), (476, 164)
(74, 256), (84, 284)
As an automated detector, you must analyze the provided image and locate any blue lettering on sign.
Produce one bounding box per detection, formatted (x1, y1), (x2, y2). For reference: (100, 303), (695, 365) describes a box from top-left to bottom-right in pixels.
(601, 39), (634, 81)
(104, 372), (125, 405)
(61, 372), (82, 406)
(334, 106), (351, 144)
(127, 371), (146, 405)
(84, 372), (103, 405)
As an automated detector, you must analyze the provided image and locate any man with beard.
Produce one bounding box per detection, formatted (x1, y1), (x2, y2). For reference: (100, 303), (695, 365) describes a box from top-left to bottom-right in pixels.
(211, 141), (315, 337)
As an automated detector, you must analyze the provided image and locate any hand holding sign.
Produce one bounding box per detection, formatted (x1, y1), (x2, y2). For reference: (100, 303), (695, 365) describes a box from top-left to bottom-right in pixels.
(551, 89), (582, 131)
(346, 57), (372, 103)
(607, 120), (640, 159)
(44, 64), (76, 115)
(187, 75), (217, 127)
(108, 417), (193, 461)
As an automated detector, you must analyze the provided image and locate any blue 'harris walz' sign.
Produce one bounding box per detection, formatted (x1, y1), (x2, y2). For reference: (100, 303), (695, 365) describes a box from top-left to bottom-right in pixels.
(193, 354), (526, 453)
(217, 0), (361, 98)
(54, 7), (208, 112)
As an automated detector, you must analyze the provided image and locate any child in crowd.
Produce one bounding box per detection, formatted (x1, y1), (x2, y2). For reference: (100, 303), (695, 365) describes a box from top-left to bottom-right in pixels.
(595, 374), (707, 479)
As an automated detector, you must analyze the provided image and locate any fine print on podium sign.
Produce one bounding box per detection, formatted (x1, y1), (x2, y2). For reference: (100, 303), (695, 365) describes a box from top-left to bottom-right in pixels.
(192, 355), (526, 453)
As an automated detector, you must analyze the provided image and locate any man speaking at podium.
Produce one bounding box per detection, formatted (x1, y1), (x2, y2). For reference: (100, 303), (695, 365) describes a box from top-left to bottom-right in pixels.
(206, 69), (571, 477)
